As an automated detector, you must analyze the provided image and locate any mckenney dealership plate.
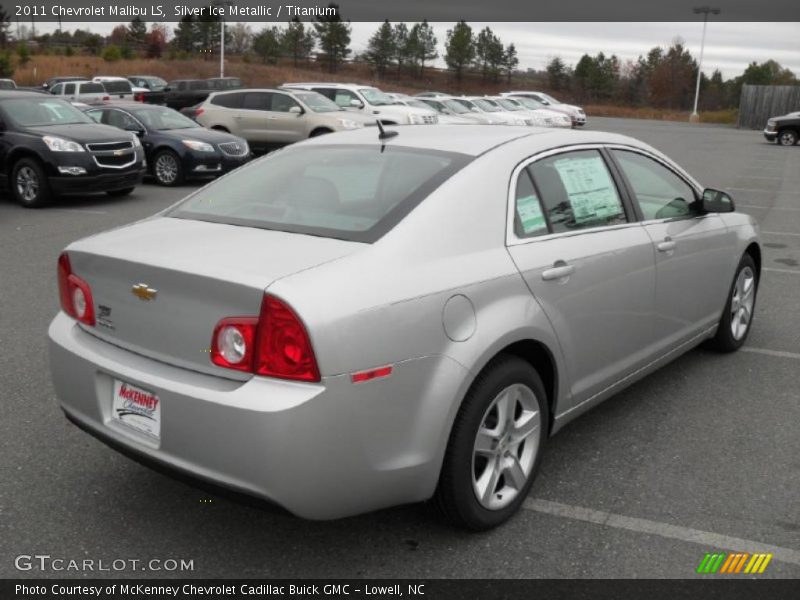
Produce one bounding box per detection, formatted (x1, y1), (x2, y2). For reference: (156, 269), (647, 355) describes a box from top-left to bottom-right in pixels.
(112, 380), (161, 439)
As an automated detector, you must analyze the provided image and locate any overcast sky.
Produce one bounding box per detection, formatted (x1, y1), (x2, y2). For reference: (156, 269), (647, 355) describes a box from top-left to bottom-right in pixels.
(31, 21), (800, 79)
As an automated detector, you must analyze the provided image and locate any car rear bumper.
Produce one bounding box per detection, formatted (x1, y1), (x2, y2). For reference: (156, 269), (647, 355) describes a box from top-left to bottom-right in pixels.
(48, 312), (466, 519)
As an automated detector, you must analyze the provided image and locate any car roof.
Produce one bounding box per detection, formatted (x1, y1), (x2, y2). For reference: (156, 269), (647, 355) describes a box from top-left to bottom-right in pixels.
(297, 124), (643, 157)
(0, 90), (63, 99)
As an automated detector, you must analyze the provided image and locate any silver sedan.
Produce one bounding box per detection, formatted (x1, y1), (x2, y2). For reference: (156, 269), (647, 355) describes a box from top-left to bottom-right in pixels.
(49, 125), (760, 530)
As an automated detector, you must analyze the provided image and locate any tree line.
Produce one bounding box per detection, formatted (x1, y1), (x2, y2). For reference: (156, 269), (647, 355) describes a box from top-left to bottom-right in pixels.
(545, 41), (799, 110)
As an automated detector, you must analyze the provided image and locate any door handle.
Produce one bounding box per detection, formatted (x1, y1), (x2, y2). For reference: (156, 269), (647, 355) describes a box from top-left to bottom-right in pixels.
(657, 238), (677, 253)
(542, 263), (575, 281)
(267, 116), (278, 120)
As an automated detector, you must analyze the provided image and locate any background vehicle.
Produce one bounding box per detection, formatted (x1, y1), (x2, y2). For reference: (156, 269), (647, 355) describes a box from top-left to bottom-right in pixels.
(207, 77), (244, 91)
(0, 79), (16, 90)
(764, 111), (800, 145)
(453, 97), (529, 125)
(0, 91), (144, 207)
(503, 91), (586, 126)
(415, 97), (494, 124)
(283, 83), (438, 125)
(126, 76), (168, 104)
(93, 77), (135, 101)
(49, 80), (109, 104)
(164, 80), (213, 110)
(196, 88), (373, 151)
(42, 76), (85, 90)
(86, 103), (251, 186)
(48, 125), (759, 530)
(392, 97), (474, 124)
(504, 95), (573, 128)
(490, 96), (572, 128)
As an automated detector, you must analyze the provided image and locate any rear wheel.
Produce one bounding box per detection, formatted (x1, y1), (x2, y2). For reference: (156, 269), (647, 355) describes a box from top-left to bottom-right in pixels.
(778, 129), (798, 146)
(153, 150), (184, 186)
(12, 157), (52, 208)
(435, 355), (548, 530)
(106, 187), (134, 197)
(707, 254), (758, 352)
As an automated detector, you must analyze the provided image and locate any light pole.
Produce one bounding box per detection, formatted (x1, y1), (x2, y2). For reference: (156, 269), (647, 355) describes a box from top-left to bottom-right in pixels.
(691, 6), (720, 121)
(215, 1), (233, 78)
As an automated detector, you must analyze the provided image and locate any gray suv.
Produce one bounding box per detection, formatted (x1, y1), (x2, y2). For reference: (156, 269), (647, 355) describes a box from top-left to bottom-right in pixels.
(195, 88), (373, 152)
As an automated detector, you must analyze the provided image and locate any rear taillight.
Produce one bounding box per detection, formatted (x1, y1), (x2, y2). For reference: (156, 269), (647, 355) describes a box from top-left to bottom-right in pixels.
(57, 252), (95, 326)
(102, 96), (110, 102)
(135, 92), (145, 102)
(195, 108), (204, 118)
(210, 294), (320, 382)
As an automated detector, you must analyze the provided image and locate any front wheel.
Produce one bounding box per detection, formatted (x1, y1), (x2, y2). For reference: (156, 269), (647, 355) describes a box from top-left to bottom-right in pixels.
(435, 355), (548, 530)
(153, 150), (184, 186)
(778, 129), (798, 146)
(12, 157), (52, 208)
(707, 254), (758, 352)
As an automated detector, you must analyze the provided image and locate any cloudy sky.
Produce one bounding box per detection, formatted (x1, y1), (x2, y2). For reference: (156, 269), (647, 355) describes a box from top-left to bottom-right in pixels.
(32, 21), (800, 79)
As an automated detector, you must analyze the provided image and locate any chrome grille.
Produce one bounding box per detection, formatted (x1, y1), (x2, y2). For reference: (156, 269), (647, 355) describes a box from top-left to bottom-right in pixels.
(86, 141), (133, 152)
(218, 141), (249, 157)
(422, 115), (438, 125)
(88, 141), (137, 169)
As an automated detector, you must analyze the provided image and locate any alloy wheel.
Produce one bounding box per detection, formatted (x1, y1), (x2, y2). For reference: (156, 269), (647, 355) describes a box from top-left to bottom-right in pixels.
(155, 153), (178, 184)
(730, 266), (756, 340)
(779, 131), (797, 146)
(16, 166), (39, 203)
(471, 383), (541, 511)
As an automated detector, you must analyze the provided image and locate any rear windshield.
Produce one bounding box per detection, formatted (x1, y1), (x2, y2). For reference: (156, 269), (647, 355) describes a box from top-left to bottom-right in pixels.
(101, 81), (131, 94)
(80, 83), (105, 94)
(169, 144), (471, 243)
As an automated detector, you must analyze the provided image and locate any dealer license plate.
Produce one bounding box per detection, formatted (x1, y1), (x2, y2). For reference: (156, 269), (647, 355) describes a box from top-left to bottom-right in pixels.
(111, 379), (161, 440)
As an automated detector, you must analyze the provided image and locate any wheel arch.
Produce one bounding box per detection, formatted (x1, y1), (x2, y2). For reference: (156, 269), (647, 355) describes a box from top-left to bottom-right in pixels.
(309, 127), (333, 137)
(6, 147), (44, 175)
(745, 241), (761, 278)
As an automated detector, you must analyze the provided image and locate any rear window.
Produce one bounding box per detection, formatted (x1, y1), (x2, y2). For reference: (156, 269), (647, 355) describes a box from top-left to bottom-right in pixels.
(101, 81), (131, 94)
(80, 83), (105, 94)
(211, 92), (243, 108)
(169, 145), (471, 243)
(189, 81), (208, 91)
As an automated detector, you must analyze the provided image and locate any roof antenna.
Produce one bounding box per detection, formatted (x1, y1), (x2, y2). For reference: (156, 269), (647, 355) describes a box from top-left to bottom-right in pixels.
(376, 119), (398, 141)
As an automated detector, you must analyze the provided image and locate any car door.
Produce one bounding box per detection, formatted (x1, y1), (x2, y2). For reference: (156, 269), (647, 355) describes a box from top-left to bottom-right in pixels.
(265, 92), (307, 143)
(238, 91), (274, 144)
(609, 147), (736, 350)
(63, 83), (77, 101)
(506, 148), (658, 407)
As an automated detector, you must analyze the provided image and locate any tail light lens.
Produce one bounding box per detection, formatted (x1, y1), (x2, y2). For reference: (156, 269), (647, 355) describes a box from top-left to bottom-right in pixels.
(195, 108), (204, 118)
(57, 253), (95, 326)
(102, 96), (110, 102)
(135, 92), (145, 102)
(210, 294), (320, 382)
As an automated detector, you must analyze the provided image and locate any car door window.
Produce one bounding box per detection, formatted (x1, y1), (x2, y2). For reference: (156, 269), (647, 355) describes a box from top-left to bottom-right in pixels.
(529, 150), (627, 233)
(86, 110), (103, 124)
(332, 90), (358, 108)
(64, 83), (76, 95)
(211, 92), (243, 108)
(242, 92), (272, 111)
(50, 83), (63, 95)
(177, 82), (187, 91)
(270, 93), (300, 113)
(106, 110), (140, 130)
(513, 170), (548, 238)
(612, 150), (696, 220)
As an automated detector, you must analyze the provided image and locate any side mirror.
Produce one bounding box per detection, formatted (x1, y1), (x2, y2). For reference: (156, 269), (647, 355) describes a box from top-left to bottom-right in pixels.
(350, 98), (364, 108)
(700, 188), (735, 213)
(288, 106), (303, 115)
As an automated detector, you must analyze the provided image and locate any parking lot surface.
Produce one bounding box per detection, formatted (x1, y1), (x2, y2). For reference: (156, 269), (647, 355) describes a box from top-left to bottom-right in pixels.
(1, 118), (798, 579)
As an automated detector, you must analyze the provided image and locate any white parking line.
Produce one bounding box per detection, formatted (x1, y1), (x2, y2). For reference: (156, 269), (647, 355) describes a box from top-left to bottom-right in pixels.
(763, 268), (800, 275)
(763, 231), (800, 237)
(741, 347), (800, 360)
(523, 498), (800, 566)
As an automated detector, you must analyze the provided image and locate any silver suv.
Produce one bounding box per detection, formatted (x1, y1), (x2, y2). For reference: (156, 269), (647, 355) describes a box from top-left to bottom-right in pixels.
(283, 83), (438, 125)
(195, 88), (374, 151)
(49, 80), (108, 104)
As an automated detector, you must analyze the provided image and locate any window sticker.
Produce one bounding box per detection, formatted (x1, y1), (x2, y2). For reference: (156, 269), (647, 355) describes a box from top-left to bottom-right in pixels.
(553, 156), (623, 225)
(516, 194), (547, 235)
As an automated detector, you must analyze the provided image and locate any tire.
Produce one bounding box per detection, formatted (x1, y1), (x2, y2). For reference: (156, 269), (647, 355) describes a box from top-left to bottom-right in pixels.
(11, 157), (52, 208)
(152, 150), (184, 186)
(435, 354), (549, 531)
(211, 126), (230, 133)
(707, 254), (758, 352)
(106, 187), (134, 197)
(309, 128), (333, 137)
(778, 129), (798, 146)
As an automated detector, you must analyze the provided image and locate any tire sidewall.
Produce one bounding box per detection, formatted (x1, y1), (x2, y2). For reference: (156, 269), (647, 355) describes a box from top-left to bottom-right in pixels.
(714, 254), (758, 351)
(779, 130), (797, 146)
(153, 150), (183, 186)
(12, 157), (50, 208)
(440, 356), (549, 530)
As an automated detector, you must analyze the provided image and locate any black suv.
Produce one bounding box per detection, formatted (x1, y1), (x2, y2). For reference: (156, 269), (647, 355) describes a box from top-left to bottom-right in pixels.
(163, 80), (212, 110)
(764, 112), (800, 146)
(0, 91), (146, 207)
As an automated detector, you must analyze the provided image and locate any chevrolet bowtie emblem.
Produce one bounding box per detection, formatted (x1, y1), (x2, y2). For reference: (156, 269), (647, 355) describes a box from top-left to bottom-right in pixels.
(131, 283), (157, 301)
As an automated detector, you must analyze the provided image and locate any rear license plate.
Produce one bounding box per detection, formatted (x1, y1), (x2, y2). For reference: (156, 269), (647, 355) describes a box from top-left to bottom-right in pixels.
(112, 380), (161, 440)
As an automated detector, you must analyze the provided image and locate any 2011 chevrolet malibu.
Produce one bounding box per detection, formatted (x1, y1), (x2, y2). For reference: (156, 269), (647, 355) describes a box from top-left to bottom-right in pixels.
(49, 125), (761, 530)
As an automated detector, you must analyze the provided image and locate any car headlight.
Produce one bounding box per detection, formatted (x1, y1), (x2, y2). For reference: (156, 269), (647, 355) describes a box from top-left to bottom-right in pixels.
(182, 140), (215, 152)
(337, 118), (364, 130)
(130, 133), (142, 148)
(42, 136), (84, 152)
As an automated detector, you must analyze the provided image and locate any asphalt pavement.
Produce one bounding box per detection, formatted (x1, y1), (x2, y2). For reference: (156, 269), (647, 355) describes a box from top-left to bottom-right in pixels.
(1, 118), (798, 579)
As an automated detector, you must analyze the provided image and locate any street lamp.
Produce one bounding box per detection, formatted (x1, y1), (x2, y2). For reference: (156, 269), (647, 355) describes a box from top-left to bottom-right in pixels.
(214, 1), (233, 78)
(691, 6), (721, 122)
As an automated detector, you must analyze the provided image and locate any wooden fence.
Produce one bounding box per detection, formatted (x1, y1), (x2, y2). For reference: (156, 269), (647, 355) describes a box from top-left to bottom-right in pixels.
(737, 84), (800, 129)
